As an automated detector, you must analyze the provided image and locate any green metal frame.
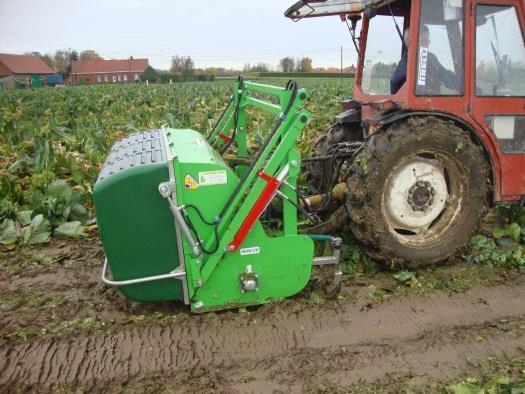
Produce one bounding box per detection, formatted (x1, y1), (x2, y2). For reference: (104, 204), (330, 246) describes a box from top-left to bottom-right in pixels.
(95, 79), (326, 311)
(176, 80), (314, 311)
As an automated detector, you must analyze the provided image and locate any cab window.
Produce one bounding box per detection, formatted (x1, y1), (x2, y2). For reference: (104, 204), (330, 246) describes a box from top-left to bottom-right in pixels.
(475, 5), (525, 96)
(415, 0), (464, 96)
(361, 14), (406, 95)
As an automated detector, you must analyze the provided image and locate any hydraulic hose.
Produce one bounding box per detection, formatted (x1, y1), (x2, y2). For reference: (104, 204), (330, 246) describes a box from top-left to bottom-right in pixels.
(182, 204), (221, 255)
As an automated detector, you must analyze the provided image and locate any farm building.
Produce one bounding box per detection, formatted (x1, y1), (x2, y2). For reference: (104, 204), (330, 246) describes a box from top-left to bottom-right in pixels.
(0, 53), (54, 89)
(70, 58), (149, 85)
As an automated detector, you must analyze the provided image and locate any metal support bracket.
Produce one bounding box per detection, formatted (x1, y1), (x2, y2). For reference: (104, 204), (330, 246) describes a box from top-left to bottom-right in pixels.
(159, 181), (201, 256)
(312, 237), (343, 266)
(101, 257), (186, 286)
(312, 236), (343, 290)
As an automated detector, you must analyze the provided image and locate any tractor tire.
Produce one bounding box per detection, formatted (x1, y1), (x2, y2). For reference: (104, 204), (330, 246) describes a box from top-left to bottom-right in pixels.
(346, 117), (490, 267)
(307, 123), (362, 194)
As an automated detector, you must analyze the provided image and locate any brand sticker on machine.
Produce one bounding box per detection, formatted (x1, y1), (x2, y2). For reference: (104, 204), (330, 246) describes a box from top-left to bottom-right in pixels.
(417, 46), (428, 86)
(198, 170), (227, 186)
(240, 246), (260, 256)
(184, 174), (199, 190)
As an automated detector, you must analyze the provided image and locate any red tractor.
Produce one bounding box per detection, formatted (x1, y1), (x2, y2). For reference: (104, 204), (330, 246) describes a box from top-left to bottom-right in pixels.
(286, 0), (525, 265)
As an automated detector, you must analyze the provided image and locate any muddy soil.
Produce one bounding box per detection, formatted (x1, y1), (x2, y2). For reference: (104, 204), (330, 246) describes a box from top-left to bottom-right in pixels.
(1, 236), (524, 393)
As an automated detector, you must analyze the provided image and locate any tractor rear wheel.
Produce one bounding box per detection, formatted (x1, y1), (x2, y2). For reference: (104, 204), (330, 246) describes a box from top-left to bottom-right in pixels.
(346, 117), (489, 267)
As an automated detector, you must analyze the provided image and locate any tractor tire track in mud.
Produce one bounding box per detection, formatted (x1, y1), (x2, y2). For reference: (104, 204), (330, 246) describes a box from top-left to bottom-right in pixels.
(1, 283), (525, 392)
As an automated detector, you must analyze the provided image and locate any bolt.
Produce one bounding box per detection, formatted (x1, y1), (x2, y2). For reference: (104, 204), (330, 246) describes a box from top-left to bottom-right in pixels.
(290, 160), (298, 167)
(196, 280), (203, 287)
(226, 245), (235, 252)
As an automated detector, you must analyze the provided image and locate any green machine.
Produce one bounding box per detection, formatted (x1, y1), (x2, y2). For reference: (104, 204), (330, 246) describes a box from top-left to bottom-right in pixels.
(94, 79), (342, 312)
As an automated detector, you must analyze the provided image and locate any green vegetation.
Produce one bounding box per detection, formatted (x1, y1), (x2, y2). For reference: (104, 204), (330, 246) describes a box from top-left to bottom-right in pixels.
(2, 77), (525, 275)
(444, 357), (525, 394)
(0, 79), (351, 245)
(466, 204), (525, 270)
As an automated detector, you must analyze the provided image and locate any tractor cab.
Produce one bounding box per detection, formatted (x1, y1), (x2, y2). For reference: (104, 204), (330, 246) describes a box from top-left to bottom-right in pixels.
(286, 0), (464, 106)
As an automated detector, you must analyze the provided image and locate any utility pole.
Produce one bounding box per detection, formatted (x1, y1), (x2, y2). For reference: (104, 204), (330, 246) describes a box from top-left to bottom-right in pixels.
(340, 46), (343, 75)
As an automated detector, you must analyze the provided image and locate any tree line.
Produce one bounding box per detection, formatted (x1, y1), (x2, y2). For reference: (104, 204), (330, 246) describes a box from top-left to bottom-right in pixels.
(242, 57), (314, 73)
(25, 50), (355, 83)
(25, 49), (105, 77)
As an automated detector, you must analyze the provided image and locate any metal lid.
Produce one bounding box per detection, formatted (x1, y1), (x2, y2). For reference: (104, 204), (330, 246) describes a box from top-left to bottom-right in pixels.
(284, 0), (395, 20)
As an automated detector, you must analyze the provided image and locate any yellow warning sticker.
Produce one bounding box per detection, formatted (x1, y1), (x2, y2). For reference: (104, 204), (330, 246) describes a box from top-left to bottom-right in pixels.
(184, 174), (199, 190)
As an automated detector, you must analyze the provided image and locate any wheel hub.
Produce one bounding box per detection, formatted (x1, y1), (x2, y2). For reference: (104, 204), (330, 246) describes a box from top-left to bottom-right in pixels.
(408, 181), (435, 212)
(383, 157), (449, 234)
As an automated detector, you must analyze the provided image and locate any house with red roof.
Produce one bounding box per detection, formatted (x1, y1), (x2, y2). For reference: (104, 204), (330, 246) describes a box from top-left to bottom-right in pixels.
(0, 53), (54, 89)
(70, 58), (149, 85)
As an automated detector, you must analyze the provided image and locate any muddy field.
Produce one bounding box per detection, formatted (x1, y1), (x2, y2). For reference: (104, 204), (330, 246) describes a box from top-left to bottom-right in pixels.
(1, 236), (524, 393)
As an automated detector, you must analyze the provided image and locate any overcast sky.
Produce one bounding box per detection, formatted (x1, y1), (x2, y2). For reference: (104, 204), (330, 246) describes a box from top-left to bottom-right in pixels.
(0, 0), (358, 70)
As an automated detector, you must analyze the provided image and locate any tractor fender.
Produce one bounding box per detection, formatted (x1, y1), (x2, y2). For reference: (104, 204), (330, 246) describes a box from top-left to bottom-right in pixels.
(373, 110), (497, 203)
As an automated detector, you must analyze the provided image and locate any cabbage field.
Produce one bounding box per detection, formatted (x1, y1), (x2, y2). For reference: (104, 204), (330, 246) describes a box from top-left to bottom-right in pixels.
(0, 79), (349, 245)
(2, 78), (525, 265)
(2, 78), (525, 266)
(1, 79), (525, 392)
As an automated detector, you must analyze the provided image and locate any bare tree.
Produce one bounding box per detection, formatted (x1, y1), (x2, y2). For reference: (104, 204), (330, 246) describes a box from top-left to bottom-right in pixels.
(51, 49), (78, 78)
(253, 62), (270, 72)
(279, 57), (295, 72)
(170, 55), (195, 81)
(297, 57), (313, 72)
(53, 50), (69, 76)
(80, 50), (103, 61)
(41, 54), (55, 69)
(243, 62), (270, 72)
